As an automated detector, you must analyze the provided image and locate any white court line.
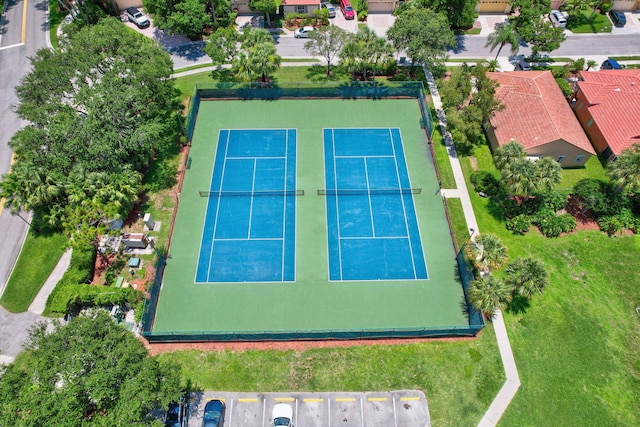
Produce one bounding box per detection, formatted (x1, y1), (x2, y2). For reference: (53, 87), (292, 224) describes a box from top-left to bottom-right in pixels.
(281, 130), (288, 281)
(389, 128), (418, 279)
(247, 158), (257, 239)
(363, 157), (376, 238)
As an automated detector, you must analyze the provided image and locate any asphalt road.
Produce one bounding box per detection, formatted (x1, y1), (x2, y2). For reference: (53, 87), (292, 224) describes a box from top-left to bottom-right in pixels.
(0, 0), (48, 295)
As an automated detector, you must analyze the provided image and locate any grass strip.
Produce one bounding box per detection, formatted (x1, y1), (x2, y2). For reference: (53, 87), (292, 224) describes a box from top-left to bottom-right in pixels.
(158, 328), (504, 427)
(48, 0), (66, 50)
(0, 231), (67, 312)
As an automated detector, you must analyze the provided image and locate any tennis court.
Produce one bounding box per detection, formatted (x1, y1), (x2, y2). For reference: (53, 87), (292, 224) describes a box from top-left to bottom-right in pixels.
(323, 128), (427, 281)
(195, 129), (297, 283)
(151, 98), (473, 339)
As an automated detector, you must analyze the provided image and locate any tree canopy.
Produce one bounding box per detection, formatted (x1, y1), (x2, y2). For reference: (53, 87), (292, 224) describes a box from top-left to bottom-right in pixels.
(0, 18), (180, 236)
(0, 311), (181, 425)
(509, 0), (566, 57)
(229, 28), (281, 82)
(305, 26), (348, 76)
(608, 143), (640, 194)
(395, 0), (475, 29)
(145, 0), (234, 38)
(387, 8), (456, 75)
(339, 27), (393, 81)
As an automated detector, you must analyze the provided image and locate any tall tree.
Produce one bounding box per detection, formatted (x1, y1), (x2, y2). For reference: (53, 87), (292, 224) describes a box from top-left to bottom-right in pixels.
(504, 257), (549, 299)
(466, 233), (508, 272)
(0, 18), (179, 231)
(469, 63), (505, 124)
(0, 312), (181, 425)
(535, 157), (563, 193)
(304, 26), (348, 76)
(250, 41), (281, 82)
(205, 26), (240, 64)
(494, 141), (527, 171)
(249, 0), (277, 26)
(608, 143), (640, 194)
(468, 275), (512, 319)
(167, 0), (212, 40)
(387, 8), (456, 75)
(485, 21), (520, 60)
(510, 0), (566, 58)
(439, 64), (473, 111)
(395, 0), (475, 29)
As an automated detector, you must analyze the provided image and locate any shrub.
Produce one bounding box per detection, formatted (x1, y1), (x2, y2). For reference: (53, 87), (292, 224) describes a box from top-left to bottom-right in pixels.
(506, 214), (532, 235)
(470, 171), (501, 196)
(534, 210), (576, 237)
(374, 57), (397, 77)
(540, 191), (568, 212)
(358, 10), (368, 21)
(555, 78), (573, 97)
(598, 215), (624, 236)
(501, 197), (524, 219)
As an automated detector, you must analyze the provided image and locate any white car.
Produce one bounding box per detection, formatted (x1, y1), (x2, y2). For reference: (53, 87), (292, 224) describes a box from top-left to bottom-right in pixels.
(272, 403), (293, 427)
(321, 2), (336, 18)
(293, 26), (315, 38)
(549, 10), (567, 28)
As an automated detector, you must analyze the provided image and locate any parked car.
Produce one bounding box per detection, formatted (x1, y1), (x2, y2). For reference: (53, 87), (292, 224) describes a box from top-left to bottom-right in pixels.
(339, 0), (355, 20)
(601, 59), (622, 70)
(548, 10), (567, 28)
(164, 401), (185, 427)
(321, 2), (336, 18)
(608, 10), (626, 27)
(126, 7), (150, 28)
(514, 60), (532, 71)
(294, 26), (315, 38)
(272, 403), (293, 427)
(203, 399), (225, 427)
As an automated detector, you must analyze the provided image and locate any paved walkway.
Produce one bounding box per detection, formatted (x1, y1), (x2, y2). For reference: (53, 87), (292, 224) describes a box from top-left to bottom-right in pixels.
(424, 68), (520, 427)
(28, 248), (72, 315)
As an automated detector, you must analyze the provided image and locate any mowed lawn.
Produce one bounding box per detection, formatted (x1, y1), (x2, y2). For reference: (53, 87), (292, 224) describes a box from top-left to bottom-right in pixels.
(156, 72), (640, 426)
(461, 145), (640, 426)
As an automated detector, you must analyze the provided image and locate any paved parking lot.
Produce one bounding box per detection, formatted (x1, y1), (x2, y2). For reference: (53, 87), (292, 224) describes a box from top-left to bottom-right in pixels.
(185, 390), (430, 427)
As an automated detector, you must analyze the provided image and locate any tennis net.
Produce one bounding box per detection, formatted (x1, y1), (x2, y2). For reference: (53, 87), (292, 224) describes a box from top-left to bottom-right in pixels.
(317, 188), (422, 196)
(199, 189), (305, 197)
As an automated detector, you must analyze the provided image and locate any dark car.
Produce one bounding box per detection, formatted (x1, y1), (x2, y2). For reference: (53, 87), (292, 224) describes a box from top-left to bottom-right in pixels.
(203, 399), (225, 427)
(608, 10), (626, 27)
(601, 59), (622, 70)
(164, 401), (185, 427)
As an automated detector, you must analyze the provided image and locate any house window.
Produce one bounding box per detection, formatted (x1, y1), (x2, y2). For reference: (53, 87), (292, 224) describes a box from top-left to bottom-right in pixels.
(575, 155), (585, 163)
(556, 155), (565, 163)
(575, 101), (583, 111)
(297, 5), (305, 13)
(587, 118), (594, 128)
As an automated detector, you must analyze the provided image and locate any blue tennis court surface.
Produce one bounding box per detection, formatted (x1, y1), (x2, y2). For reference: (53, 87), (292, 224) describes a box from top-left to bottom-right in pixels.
(324, 128), (427, 281)
(196, 129), (296, 283)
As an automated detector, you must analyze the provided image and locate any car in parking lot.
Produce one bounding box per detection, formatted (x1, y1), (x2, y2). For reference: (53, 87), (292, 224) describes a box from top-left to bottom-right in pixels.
(601, 59), (622, 69)
(339, 0), (355, 20)
(126, 7), (150, 28)
(203, 399), (225, 427)
(164, 401), (185, 427)
(294, 26), (315, 38)
(515, 60), (532, 71)
(321, 2), (336, 18)
(272, 403), (293, 427)
(549, 10), (567, 27)
(608, 10), (626, 27)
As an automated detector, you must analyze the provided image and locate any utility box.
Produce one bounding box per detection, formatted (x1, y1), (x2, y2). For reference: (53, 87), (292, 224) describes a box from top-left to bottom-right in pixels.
(143, 213), (155, 230)
(122, 233), (148, 249)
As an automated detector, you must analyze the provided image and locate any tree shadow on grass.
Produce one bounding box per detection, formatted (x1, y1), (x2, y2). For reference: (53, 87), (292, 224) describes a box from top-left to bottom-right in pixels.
(209, 69), (234, 83)
(506, 295), (531, 315)
(305, 64), (349, 82)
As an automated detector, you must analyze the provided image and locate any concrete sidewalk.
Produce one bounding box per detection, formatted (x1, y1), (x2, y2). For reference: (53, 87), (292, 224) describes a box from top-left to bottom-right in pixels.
(28, 248), (72, 315)
(424, 68), (520, 427)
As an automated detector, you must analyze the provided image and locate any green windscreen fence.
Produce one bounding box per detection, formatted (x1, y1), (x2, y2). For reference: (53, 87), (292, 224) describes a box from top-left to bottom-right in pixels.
(183, 81), (434, 142)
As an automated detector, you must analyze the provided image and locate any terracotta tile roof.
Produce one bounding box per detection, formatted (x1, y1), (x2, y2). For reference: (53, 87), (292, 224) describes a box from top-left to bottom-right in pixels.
(282, 0), (320, 5)
(487, 71), (595, 154)
(576, 70), (640, 155)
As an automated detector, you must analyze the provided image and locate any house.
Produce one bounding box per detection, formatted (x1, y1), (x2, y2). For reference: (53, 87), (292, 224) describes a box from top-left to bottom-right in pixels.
(281, 0), (322, 15)
(573, 69), (640, 161)
(475, 0), (639, 13)
(485, 70), (595, 168)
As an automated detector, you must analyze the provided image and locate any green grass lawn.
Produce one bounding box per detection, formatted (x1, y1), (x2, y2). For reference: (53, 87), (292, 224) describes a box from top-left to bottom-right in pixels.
(48, 0), (66, 50)
(558, 155), (609, 191)
(431, 123), (457, 189)
(0, 231), (67, 312)
(462, 145), (640, 426)
(158, 327), (504, 427)
(567, 9), (612, 33)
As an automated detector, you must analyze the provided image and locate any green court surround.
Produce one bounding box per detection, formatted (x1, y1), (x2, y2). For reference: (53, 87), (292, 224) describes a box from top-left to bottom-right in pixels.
(151, 99), (473, 338)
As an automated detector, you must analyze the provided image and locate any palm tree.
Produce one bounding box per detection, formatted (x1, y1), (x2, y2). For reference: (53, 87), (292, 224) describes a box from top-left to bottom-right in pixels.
(369, 35), (393, 80)
(466, 233), (508, 272)
(608, 143), (640, 194)
(503, 158), (538, 197)
(468, 275), (512, 319)
(249, 42), (281, 83)
(493, 141), (526, 171)
(483, 59), (500, 72)
(585, 59), (598, 71)
(485, 21), (520, 61)
(339, 41), (361, 81)
(504, 257), (549, 299)
(231, 51), (254, 82)
(535, 157), (562, 193)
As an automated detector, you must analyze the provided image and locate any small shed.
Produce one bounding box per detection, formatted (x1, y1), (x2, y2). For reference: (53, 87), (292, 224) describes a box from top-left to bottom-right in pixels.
(122, 233), (148, 249)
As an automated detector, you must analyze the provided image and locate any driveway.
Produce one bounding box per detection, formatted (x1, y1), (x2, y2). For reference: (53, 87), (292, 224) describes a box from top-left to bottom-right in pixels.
(0, 306), (49, 364)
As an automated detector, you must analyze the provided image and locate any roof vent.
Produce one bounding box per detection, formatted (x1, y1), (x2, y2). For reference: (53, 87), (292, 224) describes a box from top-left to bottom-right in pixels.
(614, 88), (621, 91)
